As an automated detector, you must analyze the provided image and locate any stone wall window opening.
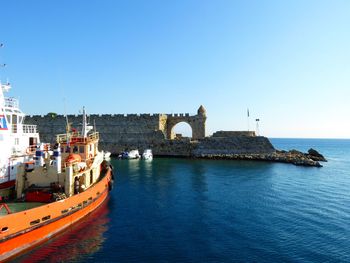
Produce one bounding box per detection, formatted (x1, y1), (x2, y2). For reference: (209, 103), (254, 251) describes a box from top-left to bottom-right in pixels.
(171, 121), (193, 140)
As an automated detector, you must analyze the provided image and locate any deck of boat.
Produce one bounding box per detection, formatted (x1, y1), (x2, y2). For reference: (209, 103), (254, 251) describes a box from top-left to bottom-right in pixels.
(0, 202), (44, 216)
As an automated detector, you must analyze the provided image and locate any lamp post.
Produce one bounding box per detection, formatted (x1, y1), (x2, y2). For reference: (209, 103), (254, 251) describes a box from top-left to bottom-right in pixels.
(255, 119), (260, 136)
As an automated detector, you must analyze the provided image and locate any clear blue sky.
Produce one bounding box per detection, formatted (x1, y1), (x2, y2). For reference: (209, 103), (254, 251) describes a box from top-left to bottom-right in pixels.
(1, 0), (349, 138)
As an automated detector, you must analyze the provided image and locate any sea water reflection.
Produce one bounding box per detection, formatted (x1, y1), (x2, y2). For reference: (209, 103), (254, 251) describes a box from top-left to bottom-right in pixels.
(12, 140), (350, 262)
(13, 200), (111, 263)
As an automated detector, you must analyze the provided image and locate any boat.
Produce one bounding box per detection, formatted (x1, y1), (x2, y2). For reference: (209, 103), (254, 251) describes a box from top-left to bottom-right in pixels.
(0, 81), (40, 196)
(104, 151), (111, 160)
(128, 150), (140, 159)
(0, 107), (114, 261)
(118, 150), (140, 159)
(118, 151), (128, 159)
(142, 149), (153, 160)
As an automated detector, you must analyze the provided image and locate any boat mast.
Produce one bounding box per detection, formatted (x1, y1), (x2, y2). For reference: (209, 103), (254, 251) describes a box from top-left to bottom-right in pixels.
(81, 106), (88, 138)
(0, 43), (9, 109)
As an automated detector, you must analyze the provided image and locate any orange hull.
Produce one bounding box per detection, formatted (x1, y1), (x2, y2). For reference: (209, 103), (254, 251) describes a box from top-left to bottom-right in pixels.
(0, 169), (112, 262)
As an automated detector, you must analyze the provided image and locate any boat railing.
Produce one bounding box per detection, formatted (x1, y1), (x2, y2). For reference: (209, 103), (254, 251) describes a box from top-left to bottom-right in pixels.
(11, 124), (37, 134)
(0, 203), (12, 214)
(4, 97), (19, 109)
(56, 131), (99, 144)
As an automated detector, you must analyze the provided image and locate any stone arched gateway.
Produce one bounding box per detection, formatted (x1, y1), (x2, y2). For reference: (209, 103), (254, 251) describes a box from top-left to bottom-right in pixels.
(166, 105), (206, 140)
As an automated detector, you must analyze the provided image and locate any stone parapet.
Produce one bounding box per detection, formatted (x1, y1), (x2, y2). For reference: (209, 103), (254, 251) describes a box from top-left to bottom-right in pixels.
(212, 131), (256, 137)
(193, 136), (275, 155)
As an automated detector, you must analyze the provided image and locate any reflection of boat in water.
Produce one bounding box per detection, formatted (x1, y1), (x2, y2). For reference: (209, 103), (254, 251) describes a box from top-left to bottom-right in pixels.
(142, 149), (153, 160)
(118, 150), (140, 159)
(0, 108), (114, 261)
(15, 198), (111, 262)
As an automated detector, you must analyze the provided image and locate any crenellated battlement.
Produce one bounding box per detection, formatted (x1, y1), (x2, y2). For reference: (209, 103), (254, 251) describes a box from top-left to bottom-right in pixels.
(28, 113), (175, 119)
(24, 105), (275, 157)
(25, 106), (206, 145)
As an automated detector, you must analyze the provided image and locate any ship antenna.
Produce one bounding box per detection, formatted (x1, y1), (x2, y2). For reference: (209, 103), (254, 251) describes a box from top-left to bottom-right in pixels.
(0, 43), (6, 67)
(81, 106), (87, 138)
(247, 108), (250, 132)
(63, 97), (71, 144)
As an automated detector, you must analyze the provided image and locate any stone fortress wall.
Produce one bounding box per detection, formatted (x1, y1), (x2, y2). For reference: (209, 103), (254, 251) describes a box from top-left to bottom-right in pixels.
(25, 106), (276, 157)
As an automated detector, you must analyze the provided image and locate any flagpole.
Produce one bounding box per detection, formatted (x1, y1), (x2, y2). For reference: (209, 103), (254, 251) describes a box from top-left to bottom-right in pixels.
(247, 108), (250, 131)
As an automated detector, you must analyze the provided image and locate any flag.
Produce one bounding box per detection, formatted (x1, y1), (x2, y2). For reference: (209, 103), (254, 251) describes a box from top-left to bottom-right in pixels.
(0, 115), (8, 130)
(247, 108), (250, 117)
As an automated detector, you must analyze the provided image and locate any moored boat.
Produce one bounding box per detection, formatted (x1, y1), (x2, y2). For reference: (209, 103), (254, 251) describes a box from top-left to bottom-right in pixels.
(104, 151), (111, 160)
(0, 107), (114, 261)
(0, 82), (40, 196)
(128, 150), (140, 159)
(142, 149), (153, 160)
(0, 46), (40, 196)
(118, 150), (140, 159)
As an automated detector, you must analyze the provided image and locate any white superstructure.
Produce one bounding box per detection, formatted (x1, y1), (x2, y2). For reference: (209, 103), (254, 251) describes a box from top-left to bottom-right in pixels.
(0, 82), (40, 188)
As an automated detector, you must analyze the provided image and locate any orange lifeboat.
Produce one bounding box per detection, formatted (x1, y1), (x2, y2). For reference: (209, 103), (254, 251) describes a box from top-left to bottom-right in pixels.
(66, 153), (81, 164)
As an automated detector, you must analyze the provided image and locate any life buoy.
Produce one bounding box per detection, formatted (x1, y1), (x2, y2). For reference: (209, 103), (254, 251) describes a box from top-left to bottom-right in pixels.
(66, 154), (82, 163)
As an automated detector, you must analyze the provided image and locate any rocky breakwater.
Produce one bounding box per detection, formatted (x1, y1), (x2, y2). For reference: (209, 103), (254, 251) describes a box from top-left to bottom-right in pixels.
(194, 132), (327, 167)
(271, 148), (327, 167)
(198, 148), (326, 167)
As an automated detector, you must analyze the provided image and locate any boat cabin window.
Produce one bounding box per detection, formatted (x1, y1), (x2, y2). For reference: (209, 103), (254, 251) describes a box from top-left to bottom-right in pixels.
(29, 137), (37, 146)
(79, 146), (84, 153)
(6, 114), (11, 124)
(65, 146), (71, 153)
(73, 146), (78, 153)
(12, 114), (17, 125)
(12, 115), (18, 133)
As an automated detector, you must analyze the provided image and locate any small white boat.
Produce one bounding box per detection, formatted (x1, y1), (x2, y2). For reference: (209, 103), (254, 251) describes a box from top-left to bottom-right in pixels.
(104, 151), (111, 160)
(142, 149), (153, 160)
(127, 150), (140, 159)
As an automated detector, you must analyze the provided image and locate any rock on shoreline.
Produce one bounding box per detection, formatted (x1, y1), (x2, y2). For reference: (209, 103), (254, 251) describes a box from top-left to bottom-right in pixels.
(197, 148), (327, 167)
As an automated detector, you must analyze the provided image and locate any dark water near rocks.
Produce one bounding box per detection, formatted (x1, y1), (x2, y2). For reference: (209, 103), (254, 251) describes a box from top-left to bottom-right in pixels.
(14, 139), (350, 262)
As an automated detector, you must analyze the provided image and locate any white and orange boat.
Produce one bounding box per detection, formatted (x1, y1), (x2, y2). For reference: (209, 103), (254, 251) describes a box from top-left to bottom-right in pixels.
(0, 107), (114, 261)
(0, 81), (40, 195)
(0, 44), (40, 197)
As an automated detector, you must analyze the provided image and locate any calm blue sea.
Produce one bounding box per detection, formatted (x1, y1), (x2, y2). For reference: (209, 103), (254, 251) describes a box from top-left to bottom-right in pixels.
(14, 139), (350, 262)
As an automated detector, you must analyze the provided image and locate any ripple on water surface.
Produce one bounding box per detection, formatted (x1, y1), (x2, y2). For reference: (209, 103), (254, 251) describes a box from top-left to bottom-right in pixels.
(12, 139), (350, 262)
